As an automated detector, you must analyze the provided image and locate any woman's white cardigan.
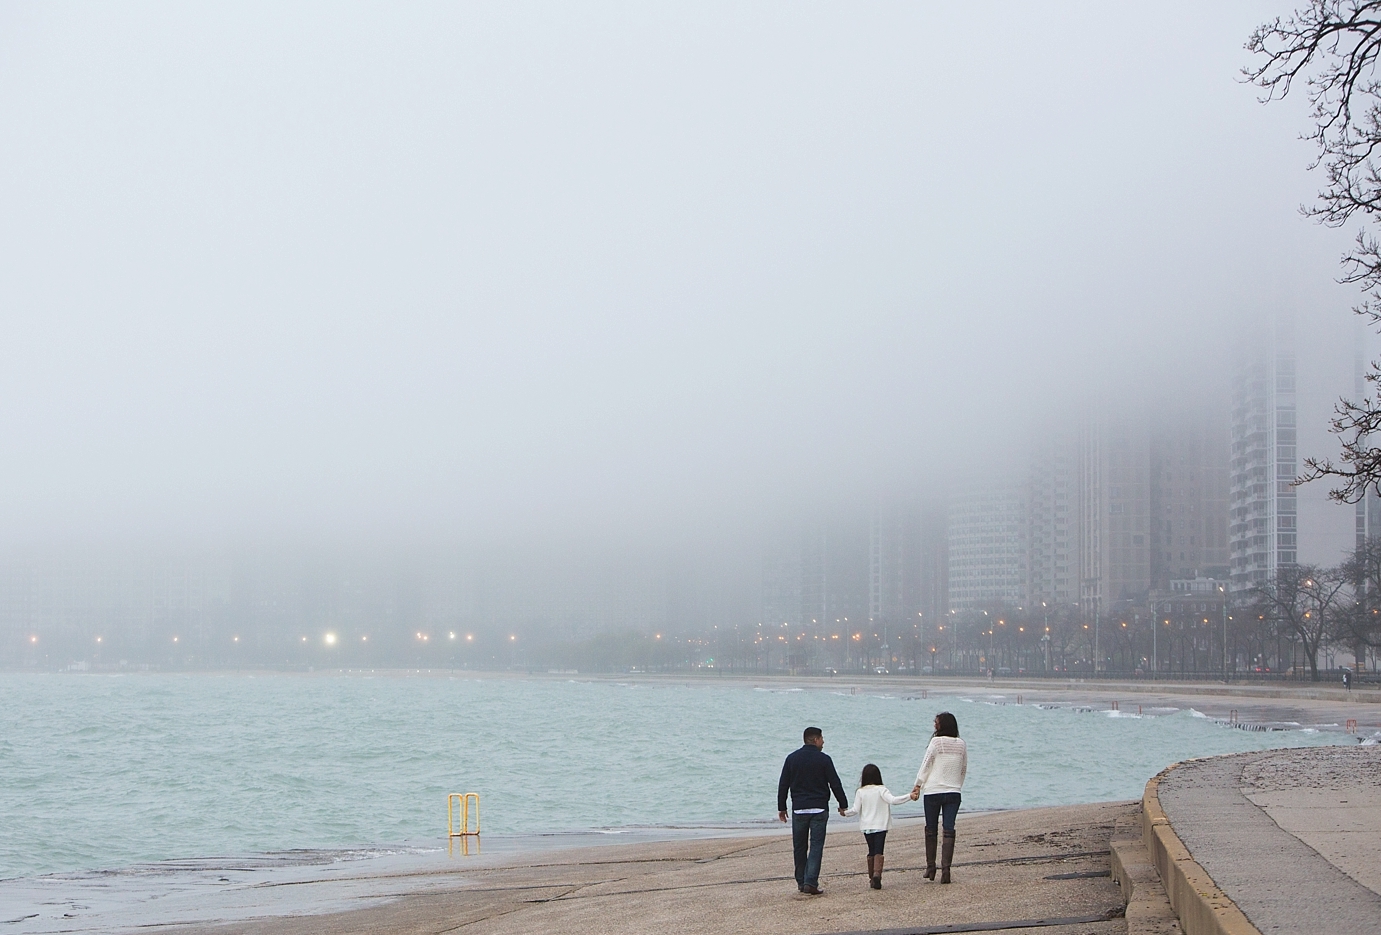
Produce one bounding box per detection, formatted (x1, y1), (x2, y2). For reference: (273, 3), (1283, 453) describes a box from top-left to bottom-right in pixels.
(914, 736), (968, 795)
(842, 785), (913, 833)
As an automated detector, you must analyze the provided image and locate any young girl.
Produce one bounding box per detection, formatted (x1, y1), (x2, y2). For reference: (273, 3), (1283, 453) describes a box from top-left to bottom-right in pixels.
(843, 763), (918, 888)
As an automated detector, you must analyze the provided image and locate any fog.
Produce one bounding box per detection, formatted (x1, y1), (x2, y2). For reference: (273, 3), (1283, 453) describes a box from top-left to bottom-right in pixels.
(0, 4), (1365, 643)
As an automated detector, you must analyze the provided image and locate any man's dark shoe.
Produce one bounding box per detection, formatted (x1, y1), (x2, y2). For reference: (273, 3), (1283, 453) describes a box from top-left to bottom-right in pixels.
(804, 885), (823, 895)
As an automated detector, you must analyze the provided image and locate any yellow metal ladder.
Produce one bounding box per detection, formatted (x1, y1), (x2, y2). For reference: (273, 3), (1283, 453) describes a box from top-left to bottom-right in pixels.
(448, 792), (480, 836)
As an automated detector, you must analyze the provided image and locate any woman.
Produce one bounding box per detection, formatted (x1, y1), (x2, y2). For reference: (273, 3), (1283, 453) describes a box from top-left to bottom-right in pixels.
(912, 711), (967, 883)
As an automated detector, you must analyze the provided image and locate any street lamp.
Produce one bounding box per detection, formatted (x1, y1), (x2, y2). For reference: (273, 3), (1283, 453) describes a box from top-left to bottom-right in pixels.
(1218, 584), (1228, 682)
(1150, 597), (1158, 679)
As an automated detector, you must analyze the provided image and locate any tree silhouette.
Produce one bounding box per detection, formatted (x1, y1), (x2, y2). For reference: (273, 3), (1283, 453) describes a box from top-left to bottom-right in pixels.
(1246, 2), (1381, 502)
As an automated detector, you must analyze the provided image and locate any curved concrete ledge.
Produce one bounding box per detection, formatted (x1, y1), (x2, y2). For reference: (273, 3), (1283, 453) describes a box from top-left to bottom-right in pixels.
(1141, 763), (1261, 935)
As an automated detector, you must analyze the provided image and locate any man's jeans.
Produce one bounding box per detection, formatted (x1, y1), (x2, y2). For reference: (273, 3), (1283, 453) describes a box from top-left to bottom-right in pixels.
(792, 811), (829, 889)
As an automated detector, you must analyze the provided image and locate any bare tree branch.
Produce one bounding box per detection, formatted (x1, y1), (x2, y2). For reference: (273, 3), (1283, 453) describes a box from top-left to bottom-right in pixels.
(1248, 2), (1381, 501)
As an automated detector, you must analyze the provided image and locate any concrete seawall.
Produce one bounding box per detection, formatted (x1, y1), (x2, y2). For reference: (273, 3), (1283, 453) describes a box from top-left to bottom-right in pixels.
(1145, 746), (1381, 935)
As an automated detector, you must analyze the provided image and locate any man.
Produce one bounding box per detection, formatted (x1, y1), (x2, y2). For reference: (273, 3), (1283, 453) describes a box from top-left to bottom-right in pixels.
(777, 726), (848, 895)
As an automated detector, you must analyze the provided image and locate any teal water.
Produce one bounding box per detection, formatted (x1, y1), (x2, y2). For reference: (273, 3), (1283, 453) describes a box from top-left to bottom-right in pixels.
(0, 673), (1346, 879)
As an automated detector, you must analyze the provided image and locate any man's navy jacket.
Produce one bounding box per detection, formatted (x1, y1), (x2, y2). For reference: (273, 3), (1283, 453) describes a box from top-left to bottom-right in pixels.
(777, 744), (848, 813)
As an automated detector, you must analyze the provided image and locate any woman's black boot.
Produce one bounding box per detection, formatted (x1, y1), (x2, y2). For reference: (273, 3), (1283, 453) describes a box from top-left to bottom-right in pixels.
(940, 830), (955, 883)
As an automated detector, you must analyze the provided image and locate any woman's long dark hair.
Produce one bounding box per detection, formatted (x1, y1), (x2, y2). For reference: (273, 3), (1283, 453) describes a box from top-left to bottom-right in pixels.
(933, 711), (959, 738)
(860, 763), (883, 787)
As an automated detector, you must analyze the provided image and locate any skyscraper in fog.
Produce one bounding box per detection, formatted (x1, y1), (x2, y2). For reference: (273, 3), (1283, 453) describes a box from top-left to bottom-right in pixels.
(946, 486), (1027, 611)
(1078, 412), (1152, 617)
(1150, 408), (1231, 588)
(869, 504), (906, 631)
(1026, 430), (1080, 607)
(797, 518), (870, 629)
(1229, 336), (1297, 592)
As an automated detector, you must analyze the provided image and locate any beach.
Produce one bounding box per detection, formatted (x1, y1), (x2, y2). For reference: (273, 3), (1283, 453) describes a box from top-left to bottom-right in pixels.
(161, 801), (1133, 935)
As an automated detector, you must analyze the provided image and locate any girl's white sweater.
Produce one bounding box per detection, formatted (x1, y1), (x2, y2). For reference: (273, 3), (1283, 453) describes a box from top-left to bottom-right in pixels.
(842, 785), (913, 833)
(914, 736), (967, 795)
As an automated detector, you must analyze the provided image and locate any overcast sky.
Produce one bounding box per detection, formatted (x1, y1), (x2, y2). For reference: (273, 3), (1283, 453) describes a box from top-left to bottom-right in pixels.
(0, 2), (1362, 557)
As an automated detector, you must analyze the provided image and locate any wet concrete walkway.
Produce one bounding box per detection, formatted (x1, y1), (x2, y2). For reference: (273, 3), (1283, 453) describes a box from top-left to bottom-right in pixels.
(1156, 745), (1381, 935)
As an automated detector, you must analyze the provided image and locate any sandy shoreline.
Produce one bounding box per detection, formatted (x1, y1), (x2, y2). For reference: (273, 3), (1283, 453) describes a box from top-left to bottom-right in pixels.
(159, 801), (1136, 935)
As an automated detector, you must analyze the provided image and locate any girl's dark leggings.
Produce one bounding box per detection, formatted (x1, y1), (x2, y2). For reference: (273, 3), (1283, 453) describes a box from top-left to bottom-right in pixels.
(863, 830), (887, 856)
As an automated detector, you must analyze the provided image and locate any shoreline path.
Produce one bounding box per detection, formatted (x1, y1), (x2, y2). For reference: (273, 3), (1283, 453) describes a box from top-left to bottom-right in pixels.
(158, 679), (1380, 935)
(1153, 745), (1381, 935)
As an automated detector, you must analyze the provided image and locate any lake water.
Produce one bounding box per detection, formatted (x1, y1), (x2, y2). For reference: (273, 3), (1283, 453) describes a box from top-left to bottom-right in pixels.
(0, 671), (1347, 882)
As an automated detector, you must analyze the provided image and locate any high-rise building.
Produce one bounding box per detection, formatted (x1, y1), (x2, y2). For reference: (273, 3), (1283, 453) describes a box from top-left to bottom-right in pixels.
(761, 533), (804, 628)
(1229, 338), (1297, 592)
(1150, 408), (1231, 589)
(798, 517), (870, 630)
(1079, 412), (1152, 619)
(869, 503), (906, 632)
(946, 486), (1027, 611)
(1026, 429), (1080, 607)
(910, 503), (949, 625)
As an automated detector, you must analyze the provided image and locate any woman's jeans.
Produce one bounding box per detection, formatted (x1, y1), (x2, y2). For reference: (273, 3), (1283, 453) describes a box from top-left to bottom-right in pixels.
(791, 811), (828, 889)
(924, 792), (962, 832)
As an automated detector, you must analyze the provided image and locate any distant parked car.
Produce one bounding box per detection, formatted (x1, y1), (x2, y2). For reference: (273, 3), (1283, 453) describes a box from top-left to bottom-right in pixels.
(873, 666), (888, 675)
(824, 667), (838, 676)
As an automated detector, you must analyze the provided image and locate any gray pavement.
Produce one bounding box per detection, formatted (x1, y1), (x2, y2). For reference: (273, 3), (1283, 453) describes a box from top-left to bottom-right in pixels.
(1156, 746), (1381, 935)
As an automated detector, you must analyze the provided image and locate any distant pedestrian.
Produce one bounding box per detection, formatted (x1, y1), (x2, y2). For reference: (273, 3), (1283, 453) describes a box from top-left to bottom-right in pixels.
(842, 763), (918, 889)
(1343, 669), (1352, 691)
(912, 711), (967, 884)
(777, 726), (849, 895)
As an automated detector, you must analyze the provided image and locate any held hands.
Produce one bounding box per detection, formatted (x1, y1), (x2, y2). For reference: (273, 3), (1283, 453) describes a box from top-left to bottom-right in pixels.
(838, 808), (847, 817)
(778, 811), (788, 823)
(911, 786), (921, 800)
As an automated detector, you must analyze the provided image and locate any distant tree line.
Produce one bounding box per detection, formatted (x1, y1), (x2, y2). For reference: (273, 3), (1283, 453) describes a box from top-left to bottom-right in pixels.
(11, 538), (1381, 681)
